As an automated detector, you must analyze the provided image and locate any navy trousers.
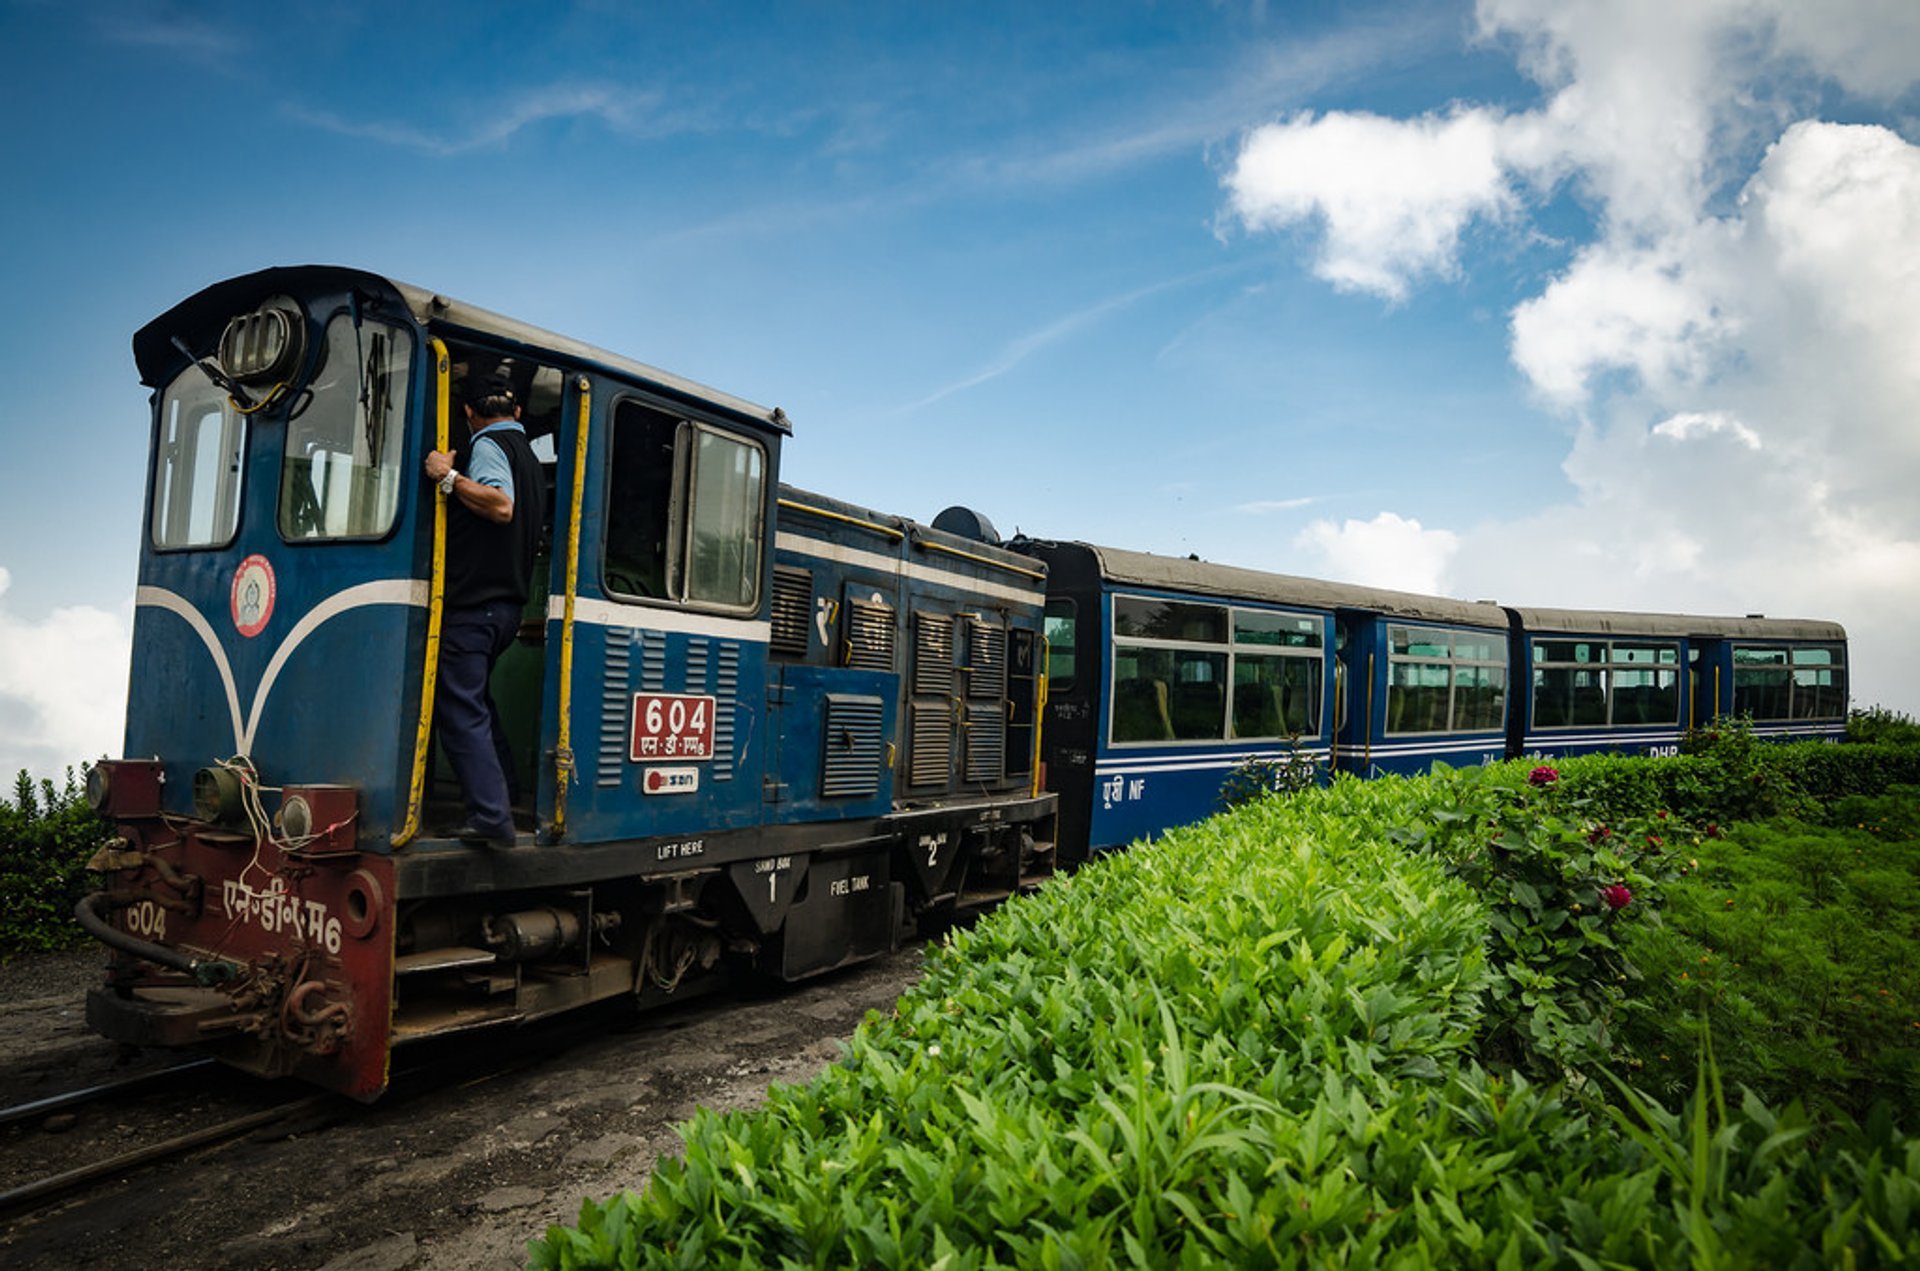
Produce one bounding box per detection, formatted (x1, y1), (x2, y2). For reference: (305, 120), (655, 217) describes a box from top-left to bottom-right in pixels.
(435, 601), (522, 839)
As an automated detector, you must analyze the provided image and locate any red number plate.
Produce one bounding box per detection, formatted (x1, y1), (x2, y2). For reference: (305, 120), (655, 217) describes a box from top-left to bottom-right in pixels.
(629, 693), (717, 762)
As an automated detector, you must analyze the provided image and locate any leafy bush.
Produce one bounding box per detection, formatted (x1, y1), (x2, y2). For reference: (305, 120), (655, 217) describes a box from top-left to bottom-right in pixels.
(1390, 762), (1684, 1080)
(1620, 791), (1920, 1120)
(532, 772), (1920, 1268)
(0, 767), (110, 956)
(1848, 706), (1920, 747)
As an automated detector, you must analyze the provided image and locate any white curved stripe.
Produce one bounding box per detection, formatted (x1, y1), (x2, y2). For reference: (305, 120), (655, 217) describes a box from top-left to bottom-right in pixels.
(243, 579), (428, 751)
(134, 586), (244, 752)
(138, 579), (430, 755)
(555, 595), (770, 643)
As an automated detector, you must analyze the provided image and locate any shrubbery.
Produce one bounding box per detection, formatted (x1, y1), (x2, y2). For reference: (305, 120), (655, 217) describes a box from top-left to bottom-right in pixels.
(0, 767), (109, 956)
(532, 741), (1920, 1269)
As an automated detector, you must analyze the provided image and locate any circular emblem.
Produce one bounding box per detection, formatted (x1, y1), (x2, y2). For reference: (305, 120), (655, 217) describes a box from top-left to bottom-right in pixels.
(230, 554), (277, 638)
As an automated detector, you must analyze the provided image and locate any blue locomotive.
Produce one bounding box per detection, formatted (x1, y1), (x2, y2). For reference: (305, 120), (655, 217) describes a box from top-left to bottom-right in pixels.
(83, 266), (1055, 1098)
(79, 267), (1848, 1096)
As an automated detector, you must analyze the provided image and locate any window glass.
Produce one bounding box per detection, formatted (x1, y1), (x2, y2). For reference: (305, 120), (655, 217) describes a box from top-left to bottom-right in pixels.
(1732, 646), (1792, 719)
(1233, 610), (1321, 649)
(1111, 647), (1226, 742)
(152, 369), (245, 549)
(1612, 668), (1678, 724)
(605, 403), (677, 599)
(1043, 599), (1076, 689)
(280, 315), (412, 540)
(1454, 665), (1505, 731)
(1391, 625), (1451, 658)
(604, 401), (764, 611)
(1232, 654), (1322, 738)
(684, 427), (764, 608)
(1451, 632), (1506, 663)
(1533, 666), (1607, 728)
(1113, 597), (1226, 643)
(1388, 662), (1451, 733)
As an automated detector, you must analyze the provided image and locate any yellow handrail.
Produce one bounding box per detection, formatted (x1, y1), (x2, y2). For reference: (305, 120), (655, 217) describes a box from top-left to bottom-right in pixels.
(915, 538), (1047, 581)
(1031, 636), (1049, 800)
(550, 377), (592, 840)
(776, 497), (905, 541)
(392, 339), (452, 847)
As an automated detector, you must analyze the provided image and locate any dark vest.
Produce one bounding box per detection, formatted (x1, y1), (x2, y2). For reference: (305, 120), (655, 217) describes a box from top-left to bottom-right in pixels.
(445, 425), (545, 608)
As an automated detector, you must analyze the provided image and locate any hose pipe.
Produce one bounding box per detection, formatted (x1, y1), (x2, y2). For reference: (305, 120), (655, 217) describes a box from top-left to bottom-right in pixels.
(74, 892), (241, 987)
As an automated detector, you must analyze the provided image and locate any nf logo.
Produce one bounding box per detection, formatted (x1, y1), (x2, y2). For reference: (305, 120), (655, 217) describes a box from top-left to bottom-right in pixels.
(230, 555), (277, 637)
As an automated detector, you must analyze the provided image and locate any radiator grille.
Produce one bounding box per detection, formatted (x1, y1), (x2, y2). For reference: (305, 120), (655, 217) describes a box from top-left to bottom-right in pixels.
(845, 599), (896, 672)
(963, 718), (1005, 783)
(597, 628), (634, 787)
(821, 695), (885, 798)
(913, 613), (954, 697)
(966, 620), (1008, 700)
(770, 566), (812, 658)
(908, 702), (951, 787)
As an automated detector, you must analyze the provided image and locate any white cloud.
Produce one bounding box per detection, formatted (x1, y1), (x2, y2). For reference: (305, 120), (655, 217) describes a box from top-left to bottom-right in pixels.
(284, 83), (681, 156)
(1293, 512), (1459, 594)
(1226, 0), (1920, 710)
(1235, 497), (1317, 514)
(0, 569), (132, 785)
(1226, 107), (1516, 300)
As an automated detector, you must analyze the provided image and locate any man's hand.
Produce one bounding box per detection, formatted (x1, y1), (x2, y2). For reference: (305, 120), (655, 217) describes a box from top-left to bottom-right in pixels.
(424, 450), (454, 482)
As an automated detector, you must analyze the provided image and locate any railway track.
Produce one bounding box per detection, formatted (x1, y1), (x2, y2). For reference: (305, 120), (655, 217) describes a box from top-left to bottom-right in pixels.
(0, 1061), (335, 1218)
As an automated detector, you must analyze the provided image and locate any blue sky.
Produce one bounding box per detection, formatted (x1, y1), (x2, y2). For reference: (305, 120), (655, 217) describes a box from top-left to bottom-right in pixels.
(2, 0), (1917, 780)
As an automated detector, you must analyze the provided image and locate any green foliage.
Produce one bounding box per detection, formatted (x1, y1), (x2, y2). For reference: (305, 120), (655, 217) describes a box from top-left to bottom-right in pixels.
(1390, 762), (1684, 1080)
(1848, 705), (1920, 747)
(1620, 788), (1920, 1120)
(532, 769), (1920, 1269)
(1217, 739), (1320, 809)
(0, 766), (109, 956)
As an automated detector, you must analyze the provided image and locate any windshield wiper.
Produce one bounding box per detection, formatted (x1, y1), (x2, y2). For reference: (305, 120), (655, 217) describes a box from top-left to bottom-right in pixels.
(170, 335), (257, 411)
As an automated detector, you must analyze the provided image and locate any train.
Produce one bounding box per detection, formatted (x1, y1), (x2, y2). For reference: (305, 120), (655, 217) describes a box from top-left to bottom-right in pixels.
(77, 266), (1849, 1099)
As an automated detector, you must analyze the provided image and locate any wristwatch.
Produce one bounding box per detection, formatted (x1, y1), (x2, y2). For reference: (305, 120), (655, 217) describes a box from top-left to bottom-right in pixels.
(438, 470), (459, 495)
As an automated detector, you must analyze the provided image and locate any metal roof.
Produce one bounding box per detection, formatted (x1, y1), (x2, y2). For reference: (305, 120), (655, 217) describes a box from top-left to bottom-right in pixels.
(1081, 542), (1510, 629)
(1512, 607), (1846, 642)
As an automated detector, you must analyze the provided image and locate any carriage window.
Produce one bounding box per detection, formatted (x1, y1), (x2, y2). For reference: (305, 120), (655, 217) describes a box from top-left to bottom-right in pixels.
(1531, 638), (1679, 727)
(1044, 599), (1076, 689)
(1386, 623), (1507, 734)
(152, 369), (245, 549)
(1734, 643), (1846, 720)
(605, 401), (765, 612)
(279, 315), (412, 540)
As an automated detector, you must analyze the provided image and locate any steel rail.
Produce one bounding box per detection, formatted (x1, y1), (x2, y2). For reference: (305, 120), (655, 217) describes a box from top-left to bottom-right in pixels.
(0, 1059), (218, 1130)
(0, 1093), (331, 1217)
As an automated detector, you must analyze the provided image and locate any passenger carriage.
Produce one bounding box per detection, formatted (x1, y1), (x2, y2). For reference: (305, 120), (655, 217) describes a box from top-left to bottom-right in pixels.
(1508, 609), (1849, 758)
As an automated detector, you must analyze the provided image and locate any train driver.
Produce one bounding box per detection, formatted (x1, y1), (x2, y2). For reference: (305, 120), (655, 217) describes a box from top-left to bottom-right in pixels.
(421, 368), (546, 848)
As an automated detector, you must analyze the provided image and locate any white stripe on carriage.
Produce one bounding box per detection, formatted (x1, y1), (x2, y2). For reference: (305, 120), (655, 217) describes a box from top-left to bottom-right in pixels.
(553, 596), (771, 642)
(774, 533), (1042, 607)
(1095, 752), (1332, 778)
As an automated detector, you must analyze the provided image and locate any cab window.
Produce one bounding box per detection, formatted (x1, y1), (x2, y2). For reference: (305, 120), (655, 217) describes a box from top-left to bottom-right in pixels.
(152, 369), (245, 549)
(605, 400), (766, 612)
(279, 314), (413, 540)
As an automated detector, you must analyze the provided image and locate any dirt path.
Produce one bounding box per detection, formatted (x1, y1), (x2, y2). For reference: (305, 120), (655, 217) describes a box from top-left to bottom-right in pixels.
(0, 945), (926, 1269)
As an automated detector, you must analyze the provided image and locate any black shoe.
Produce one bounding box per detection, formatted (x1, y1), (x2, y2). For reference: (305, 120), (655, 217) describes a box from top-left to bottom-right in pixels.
(451, 823), (516, 849)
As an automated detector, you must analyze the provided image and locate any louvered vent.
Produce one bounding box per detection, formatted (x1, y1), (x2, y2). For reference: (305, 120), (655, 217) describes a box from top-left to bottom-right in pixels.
(909, 703), (951, 787)
(966, 620), (1007, 699)
(820, 694), (885, 798)
(964, 720), (1005, 783)
(913, 613), (954, 696)
(771, 566), (812, 658)
(845, 599), (895, 671)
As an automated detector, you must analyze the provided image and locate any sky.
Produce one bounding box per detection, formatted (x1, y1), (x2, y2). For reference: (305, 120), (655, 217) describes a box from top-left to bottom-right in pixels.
(1, 0), (1917, 782)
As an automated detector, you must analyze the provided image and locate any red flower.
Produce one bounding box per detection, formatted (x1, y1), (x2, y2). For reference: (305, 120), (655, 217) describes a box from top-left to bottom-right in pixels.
(1600, 884), (1633, 911)
(1528, 765), (1560, 787)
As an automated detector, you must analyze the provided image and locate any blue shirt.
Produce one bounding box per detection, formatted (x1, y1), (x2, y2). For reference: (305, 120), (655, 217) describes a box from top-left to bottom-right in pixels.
(467, 420), (525, 502)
